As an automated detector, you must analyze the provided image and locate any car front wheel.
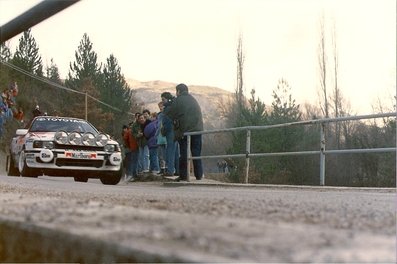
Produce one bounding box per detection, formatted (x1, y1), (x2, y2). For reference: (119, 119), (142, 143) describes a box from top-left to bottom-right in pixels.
(18, 150), (40, 177)
(100, 170), (122, 185)
(7, 154), (20, 176)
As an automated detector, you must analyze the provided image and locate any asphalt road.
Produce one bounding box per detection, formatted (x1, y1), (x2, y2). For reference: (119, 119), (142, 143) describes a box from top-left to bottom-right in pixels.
(0, 174), (395, 263)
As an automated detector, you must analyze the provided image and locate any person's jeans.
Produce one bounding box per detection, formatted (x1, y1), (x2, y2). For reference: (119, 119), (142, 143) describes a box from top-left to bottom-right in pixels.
(174, 141), (180, 175)
(125, 150), (138, 177)
(143, 145), (150, 171)
(165, 130), (176, 174)
(157, 144), (166, 170)
(178, 134), (203, 179)
(138, 145), (150, 172)
(149, 147), (160, 172)
(138, 147), (143, 172)
(0, 115), (3, 138)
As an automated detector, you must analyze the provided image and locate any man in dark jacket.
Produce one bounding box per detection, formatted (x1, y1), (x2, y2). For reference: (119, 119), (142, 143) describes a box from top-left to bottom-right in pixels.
(163, 83), (203, 181)
(160, 92), (177, 176)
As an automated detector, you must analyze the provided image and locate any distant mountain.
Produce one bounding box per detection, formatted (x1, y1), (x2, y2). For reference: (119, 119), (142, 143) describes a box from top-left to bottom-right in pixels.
(126, 79), (234, 129)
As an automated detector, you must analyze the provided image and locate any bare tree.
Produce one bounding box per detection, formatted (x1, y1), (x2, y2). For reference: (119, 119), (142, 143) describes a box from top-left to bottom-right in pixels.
(221, 33), (246, 128)
(318, 15), (329, 118)
(330, 22), (341, 148)
(236, 33), (245, 109)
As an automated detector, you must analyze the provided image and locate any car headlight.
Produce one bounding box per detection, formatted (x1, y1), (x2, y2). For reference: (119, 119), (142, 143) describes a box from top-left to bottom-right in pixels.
(104, 144), (115, 152)
(33, 141), (54, 149)
(115, 144), (121, 152)
(95, 134), (108, 146)
(44, 141), (54, 149)
(33, 141), (42, 148)
(68, 132), (82, 145)
(82, 132), (96, 146)
(55, 131), (68, 144)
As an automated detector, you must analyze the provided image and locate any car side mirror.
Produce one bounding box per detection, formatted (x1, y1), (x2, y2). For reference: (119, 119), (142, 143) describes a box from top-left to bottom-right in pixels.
(16, 129), (28, 136)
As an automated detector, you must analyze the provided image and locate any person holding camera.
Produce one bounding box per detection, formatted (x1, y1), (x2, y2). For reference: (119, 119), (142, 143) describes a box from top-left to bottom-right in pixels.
(163, 83), (203, 181)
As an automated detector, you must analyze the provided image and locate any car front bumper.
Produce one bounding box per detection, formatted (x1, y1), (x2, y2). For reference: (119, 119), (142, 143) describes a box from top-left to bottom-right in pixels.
(23, 149), (122, 173)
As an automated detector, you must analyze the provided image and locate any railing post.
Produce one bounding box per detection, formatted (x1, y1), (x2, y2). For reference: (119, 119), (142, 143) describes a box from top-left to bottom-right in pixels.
(85, 91), (88, 121)
(319, 123), (326, 186)
(245, 129), (251, 184)
(187, 135), (191, 182)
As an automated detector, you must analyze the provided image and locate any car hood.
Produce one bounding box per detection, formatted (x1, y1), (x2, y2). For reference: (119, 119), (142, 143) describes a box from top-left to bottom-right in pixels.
(26, 132), (56, 140)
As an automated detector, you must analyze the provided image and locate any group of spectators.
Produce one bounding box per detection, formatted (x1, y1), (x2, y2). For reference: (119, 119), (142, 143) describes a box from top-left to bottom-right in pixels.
(0, 81), (47, 139)
(122, 83), (204, 182)
(0, 81), (24, 138)
(2, 81), (203, 182)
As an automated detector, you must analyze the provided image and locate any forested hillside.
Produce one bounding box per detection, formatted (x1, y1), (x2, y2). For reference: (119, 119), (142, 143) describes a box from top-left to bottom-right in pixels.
(0, 31), (135, 146)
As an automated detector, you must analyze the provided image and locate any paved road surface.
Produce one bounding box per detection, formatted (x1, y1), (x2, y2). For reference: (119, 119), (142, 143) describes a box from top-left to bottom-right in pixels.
(0, 174), (395, 262)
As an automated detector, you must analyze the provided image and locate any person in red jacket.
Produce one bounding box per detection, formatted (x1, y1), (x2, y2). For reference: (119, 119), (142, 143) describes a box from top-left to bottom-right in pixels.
(122, 124), (139, 181)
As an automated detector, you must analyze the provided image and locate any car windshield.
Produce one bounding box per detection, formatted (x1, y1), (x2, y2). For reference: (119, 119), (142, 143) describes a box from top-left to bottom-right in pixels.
(29, 117), (98, 134)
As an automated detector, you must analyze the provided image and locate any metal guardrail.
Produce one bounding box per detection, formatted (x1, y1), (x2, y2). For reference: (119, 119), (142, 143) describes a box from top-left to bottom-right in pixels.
(185, 112), (397, 185)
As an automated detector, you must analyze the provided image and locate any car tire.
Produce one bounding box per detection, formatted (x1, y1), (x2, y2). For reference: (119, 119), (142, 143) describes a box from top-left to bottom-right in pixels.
(7, 154), (20, 176)
(18, 150), (40, 177)
(74, 176), (88, 182)
(100, 170), (122, 185)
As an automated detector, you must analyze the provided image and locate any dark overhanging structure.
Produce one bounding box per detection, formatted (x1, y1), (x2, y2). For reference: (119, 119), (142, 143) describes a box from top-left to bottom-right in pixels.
(0, 0), (80, 43)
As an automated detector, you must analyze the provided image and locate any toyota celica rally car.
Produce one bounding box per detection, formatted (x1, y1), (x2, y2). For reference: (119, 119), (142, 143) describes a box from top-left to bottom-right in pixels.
(7, 116), (123, 185)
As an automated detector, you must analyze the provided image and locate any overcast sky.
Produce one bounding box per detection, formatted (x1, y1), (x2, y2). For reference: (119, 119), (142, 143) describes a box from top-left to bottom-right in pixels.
(0, 0), (395, 114)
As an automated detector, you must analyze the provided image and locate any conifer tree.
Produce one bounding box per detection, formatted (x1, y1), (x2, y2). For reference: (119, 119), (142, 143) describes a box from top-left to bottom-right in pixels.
(270, 78), (301, 124)
(36, 58), (63, 116)
(268, 79), (302, 155)
(244, 89), (267, 126)
(64, 33), (115, 133)
(99, 54), (135, 133)
(45, 58), (61, 83)
(12, 29), (43, 76)
(0, 42), (12, 86)
(66, 33), (101, 91)
(62, 77), (112, 130)
(101, 54), (134, 113)
(0, 41), (12, 61)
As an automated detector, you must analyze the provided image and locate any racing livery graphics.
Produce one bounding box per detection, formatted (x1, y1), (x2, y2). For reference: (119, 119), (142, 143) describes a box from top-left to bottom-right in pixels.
(7, 116), (123, 185)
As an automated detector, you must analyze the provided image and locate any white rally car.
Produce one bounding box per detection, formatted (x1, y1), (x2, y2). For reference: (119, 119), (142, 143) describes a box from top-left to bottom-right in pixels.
(7, 116), (123, 185)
